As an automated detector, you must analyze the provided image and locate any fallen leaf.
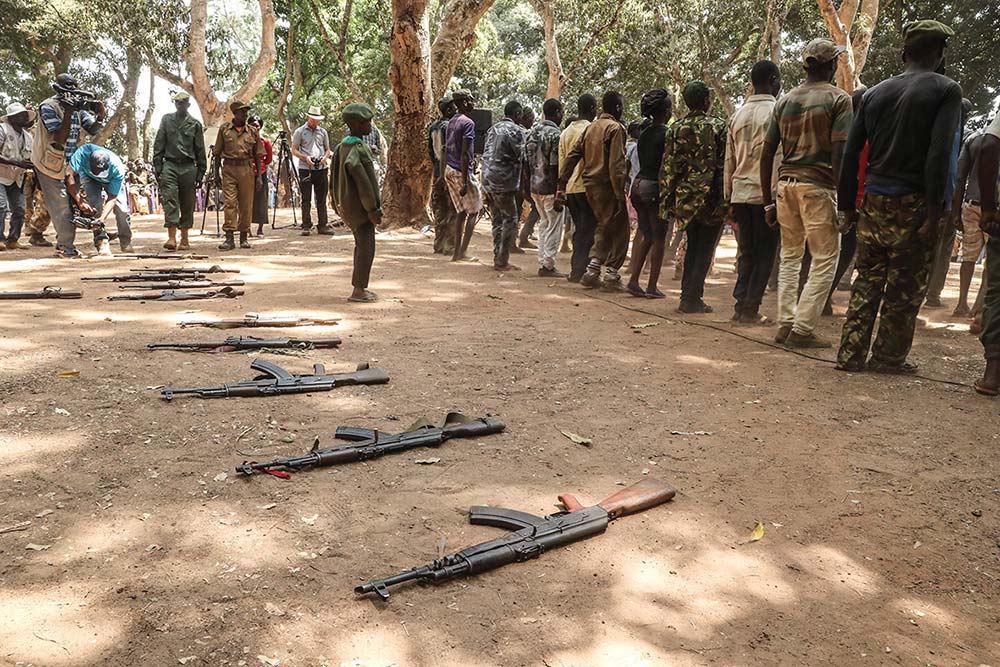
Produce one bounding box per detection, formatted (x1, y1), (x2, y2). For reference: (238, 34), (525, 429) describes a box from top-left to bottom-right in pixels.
(54, 408), (70, 416)
(559, 430), (592, 446)
(414, 457), (441, 465)
(258, 503), (278, 511)
(280, 435), (296, 443)
(257, 656), (280, 666)
(104, 317), (114, 322)
(178, 656), (198, 665)
(746, 521), (765, 544)
(35, 509), (54, 518)
(58, 370), (80, 378)
(25, 543), (51, 551)
(301, 514), (318, 526)
(629, 322), (659, 329)
(264, 602), (285, 616)
(213, 472), (228, 482)
(146, 385), (165, 390)
(641, 468), (650, 475)
(297, 552), (318, 560)
(487, 294), (504, 300)
(146, 544), (160, 552)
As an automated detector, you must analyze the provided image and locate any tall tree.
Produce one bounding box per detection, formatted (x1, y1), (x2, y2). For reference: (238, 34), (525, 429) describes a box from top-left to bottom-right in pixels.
(816, 0), (879, 92)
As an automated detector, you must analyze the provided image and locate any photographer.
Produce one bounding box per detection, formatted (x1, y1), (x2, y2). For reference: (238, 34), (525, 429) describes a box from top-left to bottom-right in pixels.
(291, 106), (334, 236)
(66, 143), (133, 253)
(0, 102), (34, 251)
(31, 72), (107, 257)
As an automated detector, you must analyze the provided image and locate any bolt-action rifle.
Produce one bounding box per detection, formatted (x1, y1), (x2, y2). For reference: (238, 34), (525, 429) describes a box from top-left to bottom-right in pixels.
(112, 253), (211, 260)
(128, 265), (239, 274)
(118, 280), (245, 290)
(107, 287), (244, 301)
(147, 336), (342, 353)
(236, 414), (504, 477)
(178, 313), (340, 329)
(160, 358), (389, 400)
(0, 286), (83, 300)
(355, 478), (677, 601)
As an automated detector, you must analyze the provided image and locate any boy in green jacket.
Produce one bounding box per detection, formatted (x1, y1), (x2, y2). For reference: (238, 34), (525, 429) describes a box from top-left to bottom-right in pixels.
(330, 103), (382, 302)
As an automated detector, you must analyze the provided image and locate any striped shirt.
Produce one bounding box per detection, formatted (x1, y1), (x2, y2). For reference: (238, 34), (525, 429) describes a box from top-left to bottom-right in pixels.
(39, 101), (101, 161)
(725, 94), (779, 204)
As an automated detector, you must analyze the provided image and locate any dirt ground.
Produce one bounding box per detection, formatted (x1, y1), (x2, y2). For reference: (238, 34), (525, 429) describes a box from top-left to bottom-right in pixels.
(1, 210), (998, 667)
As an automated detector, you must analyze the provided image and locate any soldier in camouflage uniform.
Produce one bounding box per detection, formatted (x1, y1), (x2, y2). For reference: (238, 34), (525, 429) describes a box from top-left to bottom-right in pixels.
(23, 171), (51, 240)
(835, 20), (962, 372)
(429, 97), (457, 254)
(660, 80), (727, 313)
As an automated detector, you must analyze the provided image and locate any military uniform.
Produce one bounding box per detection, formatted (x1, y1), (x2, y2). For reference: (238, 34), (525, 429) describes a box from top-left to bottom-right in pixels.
(153, 108), (206, 230)
(429, 113), (456, 254)
(216, 109), (263, 235)
(661, 104), (727, 310)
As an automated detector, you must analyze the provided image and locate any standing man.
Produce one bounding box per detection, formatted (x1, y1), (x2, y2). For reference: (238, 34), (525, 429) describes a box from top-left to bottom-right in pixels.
(429, 97), (457, 254)
(250, 115), (273, 237)
(525, 98), (566, 277)
(0, 103), (34, 251)
(480, 100), (525, 271)
(32, 72), (107, 257)
(66, 144), (133, 252)
(835, 21), (962, 372)
(761, 38), (853, 348)
(363, 120), (389, 184)
(444, 90), (483, 262)
(559, 94), (598, 282)
(725, 61), (783, 323)
(948, 127), (996, 317)
(153, 91), (206, 251)
(661, 81), (727, 313)
(292, 106), (334, 236)
(558, 91), (629, 290)
(517, 107), (539, 250)
(214, 100), (263, 251)
(973, 112), (1000, 394)
(330, 103), (382, 303)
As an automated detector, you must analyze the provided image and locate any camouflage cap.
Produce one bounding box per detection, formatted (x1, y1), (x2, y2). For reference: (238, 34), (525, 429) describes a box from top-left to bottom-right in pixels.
(452, 89), (474, 103)
(902, 20), (954, 47)
(801, 38), (847, 66)
(342, 102), (374, 124)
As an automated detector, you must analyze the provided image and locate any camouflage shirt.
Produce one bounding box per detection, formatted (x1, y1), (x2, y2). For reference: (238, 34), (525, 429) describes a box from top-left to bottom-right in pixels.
(765, 81), (852, 189)
(524, 119), (561, 195)
(660, 110), (727, 229)
(481, 117), (525, 194)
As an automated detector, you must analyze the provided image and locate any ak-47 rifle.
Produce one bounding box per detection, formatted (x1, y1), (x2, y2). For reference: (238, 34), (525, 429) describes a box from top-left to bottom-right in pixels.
(178, 313), (340, 329)
(0, 286), (83, 300)
(236, 414), (504, 477)
(108, 287), (244, 301)
(85, 272), (213, 282)
(112, 253), (211, 260)
(201, 145), (222, 236)
(355, 478), (677, 601)
(160, 359), (389, 400)
(147, 336), (342, 353)
(118, 280), (245, 290)
(128, 265), (239, 274)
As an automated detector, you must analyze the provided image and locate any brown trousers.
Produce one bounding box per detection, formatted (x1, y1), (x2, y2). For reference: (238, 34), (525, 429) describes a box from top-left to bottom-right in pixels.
(222, 163), (254, 233)
(585, 182), (630, 270)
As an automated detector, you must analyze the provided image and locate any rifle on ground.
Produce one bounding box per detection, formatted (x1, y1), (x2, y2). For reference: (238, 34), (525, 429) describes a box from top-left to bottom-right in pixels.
(108, 287), (244, 301)
(129, 265), (239, 274)
(85, 272), (214, 282)
(355, 478), (677, 601)
(236, 414), (504, 477)
(160, 359), (389, 400)
(147, 336), (342, 353)
(118, 280), (245, 290)
(178, 313), (340, 329)
(0, 286), (83, 300)
(111, 253), (211, 260)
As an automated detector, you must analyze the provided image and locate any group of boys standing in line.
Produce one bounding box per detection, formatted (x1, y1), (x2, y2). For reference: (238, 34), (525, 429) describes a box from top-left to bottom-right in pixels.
(424, 20), (1000, 395)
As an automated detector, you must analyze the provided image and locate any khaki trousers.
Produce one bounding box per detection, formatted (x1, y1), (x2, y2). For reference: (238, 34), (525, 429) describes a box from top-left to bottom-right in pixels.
(222, 163), (254, 233)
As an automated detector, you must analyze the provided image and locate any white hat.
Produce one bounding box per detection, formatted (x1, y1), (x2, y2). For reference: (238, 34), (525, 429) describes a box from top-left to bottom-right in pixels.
(2, 102), (29, 121)
(306, 105), (325, 121)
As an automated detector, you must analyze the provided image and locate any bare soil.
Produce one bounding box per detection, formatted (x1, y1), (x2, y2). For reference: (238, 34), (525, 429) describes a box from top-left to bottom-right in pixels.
(1, 211), (998, 667)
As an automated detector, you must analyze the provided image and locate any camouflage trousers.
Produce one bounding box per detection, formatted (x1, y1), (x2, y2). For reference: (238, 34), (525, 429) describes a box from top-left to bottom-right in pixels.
(837, 194), (936, 368)
(431, 176), (456, 254)
(980, 235), (1000, 360)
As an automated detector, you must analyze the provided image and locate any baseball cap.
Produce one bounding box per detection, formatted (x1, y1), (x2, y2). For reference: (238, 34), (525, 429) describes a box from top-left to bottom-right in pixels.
(801, 38), (847, 66)
(89, 149), (111, 179)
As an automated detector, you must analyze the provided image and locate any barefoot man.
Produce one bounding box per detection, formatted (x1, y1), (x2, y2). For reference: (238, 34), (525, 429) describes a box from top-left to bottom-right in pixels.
(444, 90), (483, 262)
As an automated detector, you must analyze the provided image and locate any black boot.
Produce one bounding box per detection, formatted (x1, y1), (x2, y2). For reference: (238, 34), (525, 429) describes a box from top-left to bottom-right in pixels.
(218, 231), (235, 251)
(239, 232), (251, 249)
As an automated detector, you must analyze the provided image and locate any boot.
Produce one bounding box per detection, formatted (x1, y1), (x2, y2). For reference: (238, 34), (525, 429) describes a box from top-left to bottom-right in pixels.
(177, 229), (190, 251)
(163, 227), (177, 250)
(239, 231), (251, 249)
(218, 231), (236, 251)
(29, 232), (53, 247)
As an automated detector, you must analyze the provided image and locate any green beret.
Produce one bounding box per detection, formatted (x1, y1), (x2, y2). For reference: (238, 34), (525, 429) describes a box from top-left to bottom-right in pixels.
(342, 102), (374, 123)
(682, 80), (710, 106)
(902, 19), (955, 47)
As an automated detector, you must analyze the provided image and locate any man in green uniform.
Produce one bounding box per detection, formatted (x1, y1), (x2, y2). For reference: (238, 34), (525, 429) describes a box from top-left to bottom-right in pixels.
(330, 103), (382, 303)
(661, 81), (727, 313)
(153, 91), (206, 251)
(214, 100), (263, 251)
(974, 114), (1000, 395)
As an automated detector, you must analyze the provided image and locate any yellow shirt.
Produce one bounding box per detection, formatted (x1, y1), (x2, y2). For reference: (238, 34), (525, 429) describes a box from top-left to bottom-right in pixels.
(558, 119), (590, 195)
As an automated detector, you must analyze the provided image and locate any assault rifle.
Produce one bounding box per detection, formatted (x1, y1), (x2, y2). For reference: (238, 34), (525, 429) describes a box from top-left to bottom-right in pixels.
(160, 359), (389, 400)
(236, 414), (504, 477)
(147, 336), (342, 353)
(355, 478), (677, 601)
(73, 214), (116, 252)
(118, 280), (245, 290)
(0, 286), (83, 300)
(128, 265), (239, 274)
(85, 272), (215, 282)
(179, 313), (340, 329)
(108, 287), (244, 301)
(112, 253), (210, 260)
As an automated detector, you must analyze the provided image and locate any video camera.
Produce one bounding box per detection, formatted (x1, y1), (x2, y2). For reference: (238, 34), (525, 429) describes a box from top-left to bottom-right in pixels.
(53, 82), (101, 113)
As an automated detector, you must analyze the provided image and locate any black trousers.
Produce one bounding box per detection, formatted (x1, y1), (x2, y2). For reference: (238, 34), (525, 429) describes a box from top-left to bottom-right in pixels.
(732, 204), (780, 314)
(567, 193), (597, 280)
(352, 221), (376, 289)
(681, 220), (723, 304)
(252, 179), (269, 226)
(299, 168), (329, 230)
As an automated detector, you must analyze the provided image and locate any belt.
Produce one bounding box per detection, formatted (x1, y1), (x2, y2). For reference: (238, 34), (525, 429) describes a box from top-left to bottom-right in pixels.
(165, 156), (194, 164)
(223, 158), (252, 166)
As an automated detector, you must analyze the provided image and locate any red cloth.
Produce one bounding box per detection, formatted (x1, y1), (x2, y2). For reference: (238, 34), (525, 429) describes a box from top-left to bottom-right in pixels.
(856, 142), (869, 209)
(255, 137), (273, 176)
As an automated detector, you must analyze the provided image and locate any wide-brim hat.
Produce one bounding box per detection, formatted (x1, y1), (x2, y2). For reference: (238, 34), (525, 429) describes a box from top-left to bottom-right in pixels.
(1, 102), (29, 121)
(306, 105), (325, 121)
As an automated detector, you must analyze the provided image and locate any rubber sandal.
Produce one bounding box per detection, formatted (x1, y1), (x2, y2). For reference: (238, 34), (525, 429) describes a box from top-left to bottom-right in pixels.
(868, 360), (919, 375)
(626, 283), (646, 298)
(645, 289), (666, 299)
(348, 290), (378, 303)
(973, 379), (999, 396)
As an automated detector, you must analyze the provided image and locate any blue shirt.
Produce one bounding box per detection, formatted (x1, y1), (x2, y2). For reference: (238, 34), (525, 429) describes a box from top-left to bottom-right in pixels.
(69, 144), (126, 196)
(39, 101), (101, 161)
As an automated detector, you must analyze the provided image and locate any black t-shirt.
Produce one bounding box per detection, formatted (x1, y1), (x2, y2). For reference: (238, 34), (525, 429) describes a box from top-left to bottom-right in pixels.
(839, 70), (962, 209)
(636, 124), (667, 181)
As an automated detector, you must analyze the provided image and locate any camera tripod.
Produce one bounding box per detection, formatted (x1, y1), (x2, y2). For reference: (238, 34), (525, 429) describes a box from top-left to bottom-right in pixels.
(271, 130), (300, 230)
(200, 145), (222, 237)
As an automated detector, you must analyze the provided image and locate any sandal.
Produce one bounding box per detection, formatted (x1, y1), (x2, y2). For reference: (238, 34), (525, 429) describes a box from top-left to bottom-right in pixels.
(348, 290), (378, 303)
(868, 360), (919, 375)
(974, 379), (999, 397)
(645, 289), (666, 299)
(626, 282), (646, 298)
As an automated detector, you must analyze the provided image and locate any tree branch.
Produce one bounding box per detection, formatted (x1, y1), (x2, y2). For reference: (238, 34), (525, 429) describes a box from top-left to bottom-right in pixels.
(307, 0), (366, 102)
(561, 1), (627, 88)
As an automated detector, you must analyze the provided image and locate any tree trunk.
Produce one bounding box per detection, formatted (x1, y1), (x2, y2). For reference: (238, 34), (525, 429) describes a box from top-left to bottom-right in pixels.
(429, 0), (498, 102)
(817, 0), (858, 93)
(276, 22), (296, 134)
(383, 0), (434, 229)
(141, 74), (156, 162)
(528, 0), (563, 99)
(94, 48), (142, 151)
(851, 0), (880, 84)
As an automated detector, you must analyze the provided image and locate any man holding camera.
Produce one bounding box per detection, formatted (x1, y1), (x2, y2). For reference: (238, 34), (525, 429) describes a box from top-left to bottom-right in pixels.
(153, 91), (206, 251)
(32, 73), (107, 257)
(214, 99), (263, 250)
(292, 106), (334, 236)
(0, 102), (34, 251)
(65, 143), (133, 253)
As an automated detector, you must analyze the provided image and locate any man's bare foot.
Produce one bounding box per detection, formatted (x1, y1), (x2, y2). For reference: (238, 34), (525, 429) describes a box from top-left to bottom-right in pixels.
(975, 360), (1000, 396)
(952, 304), (970, 317)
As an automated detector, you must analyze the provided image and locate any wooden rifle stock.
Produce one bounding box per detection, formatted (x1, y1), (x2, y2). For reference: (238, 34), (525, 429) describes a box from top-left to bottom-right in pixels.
(558, 478), (676, 519)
